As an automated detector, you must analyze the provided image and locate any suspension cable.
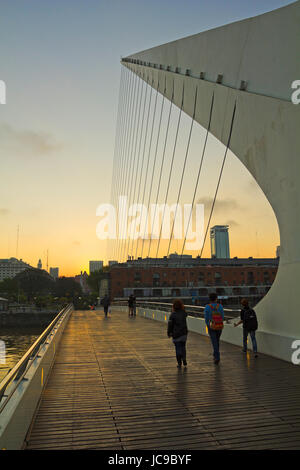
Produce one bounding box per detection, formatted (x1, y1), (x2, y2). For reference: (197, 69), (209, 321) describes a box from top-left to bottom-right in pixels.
(140, 77), (167, 259)
(109, 65), (126, 260)
(121, 70), (140, 260)
(125, 73), (145, 261)
(155, 82), (185, 262)
(135, 77), (160, 260)
(115, 68), (135, 262)
(178, 92), (215, 265)
(129, 78), (154, 259)
(113, 67), (131, 261)
(199, 101), (237, 258)
(166, 85), (198, 258)
(128, 75), (149, 257)
(147, 80), (175, 258)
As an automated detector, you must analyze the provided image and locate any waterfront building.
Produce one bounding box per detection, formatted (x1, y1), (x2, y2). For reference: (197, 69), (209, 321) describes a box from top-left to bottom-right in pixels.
(0, 258), (32, 282)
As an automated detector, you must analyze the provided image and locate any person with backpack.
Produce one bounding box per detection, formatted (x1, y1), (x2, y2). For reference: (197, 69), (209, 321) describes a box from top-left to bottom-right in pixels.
(167, 299), (188, 368)
(234, 298), (258, 357)
(204, 293), (224, 365)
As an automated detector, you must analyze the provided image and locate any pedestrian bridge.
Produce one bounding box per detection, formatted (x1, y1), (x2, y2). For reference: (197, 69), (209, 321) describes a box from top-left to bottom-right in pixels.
(111, 1), (300, 362)
(1, 306), (299, 450)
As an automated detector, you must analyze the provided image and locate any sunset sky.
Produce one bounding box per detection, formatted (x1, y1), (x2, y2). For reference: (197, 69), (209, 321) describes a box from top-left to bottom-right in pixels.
(0, 0), (288, 276)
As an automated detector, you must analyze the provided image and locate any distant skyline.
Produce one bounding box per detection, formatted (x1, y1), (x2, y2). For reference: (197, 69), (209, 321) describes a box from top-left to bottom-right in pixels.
(0, 0), (287, 275)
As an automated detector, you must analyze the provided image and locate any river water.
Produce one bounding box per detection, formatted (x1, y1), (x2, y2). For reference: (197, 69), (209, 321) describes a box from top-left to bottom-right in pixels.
(0, 327), (43, 382)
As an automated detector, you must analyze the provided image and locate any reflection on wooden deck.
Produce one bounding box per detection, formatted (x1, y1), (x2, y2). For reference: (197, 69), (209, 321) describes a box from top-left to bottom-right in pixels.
(25, 310), (300, 450)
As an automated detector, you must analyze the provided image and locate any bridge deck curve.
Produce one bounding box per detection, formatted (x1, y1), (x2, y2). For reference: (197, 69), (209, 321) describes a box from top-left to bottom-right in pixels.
(25, 310), (300, 450)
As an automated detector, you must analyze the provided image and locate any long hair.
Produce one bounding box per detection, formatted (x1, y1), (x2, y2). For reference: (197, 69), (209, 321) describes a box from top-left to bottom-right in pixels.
(172, 299), (185, 311)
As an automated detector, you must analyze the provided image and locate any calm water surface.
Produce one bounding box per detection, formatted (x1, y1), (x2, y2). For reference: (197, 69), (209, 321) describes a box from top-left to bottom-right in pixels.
(0, 327), (43, 382)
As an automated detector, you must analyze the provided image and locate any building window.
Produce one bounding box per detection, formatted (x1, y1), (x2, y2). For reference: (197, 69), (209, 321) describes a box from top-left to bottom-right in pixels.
(153, 273), (160, 287)
(247, 272), (254, 285)
(198, 272), (204, 286)
(215, 272), (222, 285)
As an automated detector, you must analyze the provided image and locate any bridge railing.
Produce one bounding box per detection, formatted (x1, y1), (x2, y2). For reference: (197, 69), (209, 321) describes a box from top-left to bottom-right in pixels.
(112, 300), (239, 321)
(0, 303), (73, 413)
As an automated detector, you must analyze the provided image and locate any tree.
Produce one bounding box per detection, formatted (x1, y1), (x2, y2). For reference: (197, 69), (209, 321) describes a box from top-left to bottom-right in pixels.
(14, 268), (55, 301)
(87, 268), (109, 295)
(54, 277), (82, 300)
(0, 277), (18, 301)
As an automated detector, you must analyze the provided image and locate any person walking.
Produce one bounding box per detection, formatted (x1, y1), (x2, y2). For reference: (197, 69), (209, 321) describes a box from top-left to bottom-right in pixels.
(234, 298), (258, 357)
(167, 299), (188, 368)
(204, 293), (224, 365)
(128, 294), (134, 317)
(132, 295), (136, 316)
(102, 294), (110, 318)
(128, 294), (136, 317)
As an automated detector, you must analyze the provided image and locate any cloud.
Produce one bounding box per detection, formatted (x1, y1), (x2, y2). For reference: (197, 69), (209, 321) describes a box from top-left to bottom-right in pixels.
(0, 208), (10, 216)
(224, 219), (240, 228)
(72, 241), (81, 246)
(0, 123), (60, 158)
(197, 197), (242, 214)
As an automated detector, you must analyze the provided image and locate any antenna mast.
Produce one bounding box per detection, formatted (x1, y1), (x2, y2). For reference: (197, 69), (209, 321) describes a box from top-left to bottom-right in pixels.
(16, 225), (19, 258)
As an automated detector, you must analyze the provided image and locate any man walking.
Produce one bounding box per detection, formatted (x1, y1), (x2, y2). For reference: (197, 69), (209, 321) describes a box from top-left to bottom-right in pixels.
(102, 294), (110, 318)
(128, 294), (136, 317)
(204, 293), (224, 365)
(234, 298), (258, 357)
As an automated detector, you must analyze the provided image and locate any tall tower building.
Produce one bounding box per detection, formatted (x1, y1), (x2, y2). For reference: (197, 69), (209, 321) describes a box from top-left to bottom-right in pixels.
(210, 225), (230, 259)
(89, 260), (103, 274)
(37, 259), (42, 269)
(50, 267), (59, 279)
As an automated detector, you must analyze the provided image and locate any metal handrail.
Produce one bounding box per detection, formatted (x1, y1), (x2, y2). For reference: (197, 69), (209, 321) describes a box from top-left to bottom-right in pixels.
(113, 300), (239, 320)
(0, 303), (73, 412)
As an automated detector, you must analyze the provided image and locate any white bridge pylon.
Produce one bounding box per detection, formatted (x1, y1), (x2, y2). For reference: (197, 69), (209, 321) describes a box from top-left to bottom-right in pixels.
(121, 2), (300, 362)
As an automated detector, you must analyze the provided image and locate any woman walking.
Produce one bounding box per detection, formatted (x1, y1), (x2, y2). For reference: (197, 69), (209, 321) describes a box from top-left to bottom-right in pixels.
(167, 299), (188, 368)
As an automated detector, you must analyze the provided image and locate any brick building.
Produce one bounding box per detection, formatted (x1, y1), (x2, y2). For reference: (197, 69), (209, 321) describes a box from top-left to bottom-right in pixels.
(110, 256), (279, 307)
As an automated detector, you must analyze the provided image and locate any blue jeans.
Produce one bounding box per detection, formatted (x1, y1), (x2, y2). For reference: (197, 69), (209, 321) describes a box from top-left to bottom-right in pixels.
(243, 329), (257, 353)
(208, 328), (222, 361)
(173, 341), (186, 364)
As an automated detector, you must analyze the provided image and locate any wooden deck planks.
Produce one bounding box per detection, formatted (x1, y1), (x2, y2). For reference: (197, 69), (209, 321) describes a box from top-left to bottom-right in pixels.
(25, 310), (300, 450)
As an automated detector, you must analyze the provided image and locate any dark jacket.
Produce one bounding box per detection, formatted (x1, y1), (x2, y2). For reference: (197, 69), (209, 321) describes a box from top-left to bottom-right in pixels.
(102, 296), (110, 308)
(128, 295), (136, 307)
(167, 309), (188, 339)
(240, 306), (258, 331)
